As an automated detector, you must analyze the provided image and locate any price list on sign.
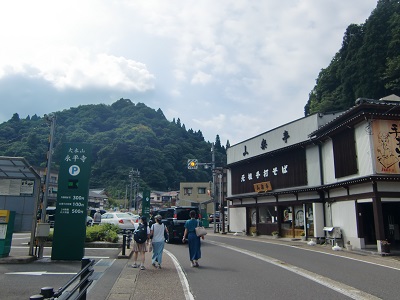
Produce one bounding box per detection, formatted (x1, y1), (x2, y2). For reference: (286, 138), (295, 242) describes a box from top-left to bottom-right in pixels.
(51, 143), (92, 261)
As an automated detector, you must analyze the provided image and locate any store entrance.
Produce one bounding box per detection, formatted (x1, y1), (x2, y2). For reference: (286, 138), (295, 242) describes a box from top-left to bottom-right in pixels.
(358, 202), (376, 245)
(280, 205), (305, 238)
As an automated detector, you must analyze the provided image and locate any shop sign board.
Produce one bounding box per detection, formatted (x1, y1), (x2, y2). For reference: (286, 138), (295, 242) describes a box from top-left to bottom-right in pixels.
(51, 143), (92, 260)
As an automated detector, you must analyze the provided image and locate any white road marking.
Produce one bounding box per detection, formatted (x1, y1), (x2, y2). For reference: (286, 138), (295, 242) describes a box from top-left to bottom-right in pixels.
(41, 255), (111, 259)
(207, 240), (381, 300)
(6, 271), (76, 276)
(164, 249), (195, 300)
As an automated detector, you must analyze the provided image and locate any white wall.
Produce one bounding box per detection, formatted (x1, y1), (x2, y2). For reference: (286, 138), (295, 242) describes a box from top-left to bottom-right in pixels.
(329, 201), (360, 248)
(321, 121), (375, 185)
(229, 207), (246, 233)
(306, 145), (321, 186)
(227, 113), (338, 165)
(355, 121), (374, 176)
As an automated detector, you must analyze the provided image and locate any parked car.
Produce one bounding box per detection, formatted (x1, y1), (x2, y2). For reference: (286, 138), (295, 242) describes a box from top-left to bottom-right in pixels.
(100, 212), (136, 231)
(126, 212), (140, 223)
(208, 212), (220, 223)
(161, 206), (200, 243)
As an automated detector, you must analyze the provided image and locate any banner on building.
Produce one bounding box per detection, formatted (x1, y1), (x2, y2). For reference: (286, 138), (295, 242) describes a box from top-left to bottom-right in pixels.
(373, 120), (400, 174)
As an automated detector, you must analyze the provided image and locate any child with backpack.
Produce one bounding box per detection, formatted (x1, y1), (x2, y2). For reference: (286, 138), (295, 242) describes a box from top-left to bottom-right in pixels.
(131, 216), (150, 270)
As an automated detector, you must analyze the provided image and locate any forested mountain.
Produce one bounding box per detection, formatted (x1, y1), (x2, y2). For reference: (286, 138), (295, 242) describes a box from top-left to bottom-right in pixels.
(0, 98), (227, 196)
(305, 0), (400, 115)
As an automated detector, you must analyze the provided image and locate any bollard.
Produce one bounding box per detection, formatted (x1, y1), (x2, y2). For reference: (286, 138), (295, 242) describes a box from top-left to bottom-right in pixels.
(122, 234), (126, 256)
(127, 231), (132, 249)
(30, 295), (44, 300)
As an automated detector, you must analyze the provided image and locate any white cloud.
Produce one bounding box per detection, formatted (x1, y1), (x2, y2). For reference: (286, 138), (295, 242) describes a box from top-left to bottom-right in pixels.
(191, 71), (212, 85)
(0, 0), (378, 145)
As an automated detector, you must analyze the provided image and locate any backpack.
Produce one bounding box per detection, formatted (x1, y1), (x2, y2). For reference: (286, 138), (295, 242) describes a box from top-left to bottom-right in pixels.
(134, 224), (148, 244)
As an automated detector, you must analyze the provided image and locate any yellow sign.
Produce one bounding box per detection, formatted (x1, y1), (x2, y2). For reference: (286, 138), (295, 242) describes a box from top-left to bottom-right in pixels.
(0, 210), (10, 223)
(253, 181), (272, 193)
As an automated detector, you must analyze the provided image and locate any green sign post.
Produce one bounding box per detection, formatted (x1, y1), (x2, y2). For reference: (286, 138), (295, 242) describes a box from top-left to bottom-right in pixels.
(142, 189), (151, 220)
(51, 143), (92, 260)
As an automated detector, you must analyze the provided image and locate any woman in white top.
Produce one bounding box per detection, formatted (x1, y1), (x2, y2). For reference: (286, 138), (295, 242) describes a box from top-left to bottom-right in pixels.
(150, 215), (168, 269)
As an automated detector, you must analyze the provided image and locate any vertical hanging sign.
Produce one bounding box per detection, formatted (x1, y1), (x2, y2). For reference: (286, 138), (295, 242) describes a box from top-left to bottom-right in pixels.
(51, 143), (92, 260)
(142, 189), (151, 220)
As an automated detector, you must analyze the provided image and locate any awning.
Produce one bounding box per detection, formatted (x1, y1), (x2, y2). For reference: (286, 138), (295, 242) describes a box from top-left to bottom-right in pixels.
(0, 156), (40, 180)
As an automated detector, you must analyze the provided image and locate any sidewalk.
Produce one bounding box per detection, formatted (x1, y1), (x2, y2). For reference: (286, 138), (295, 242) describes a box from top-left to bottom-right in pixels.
(107, 249), (186, 300)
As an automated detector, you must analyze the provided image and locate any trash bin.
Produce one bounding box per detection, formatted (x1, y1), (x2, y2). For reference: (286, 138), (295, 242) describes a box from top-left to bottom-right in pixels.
(202, 218), (209, 228)
(0, 210), (15, 258)
(200, 209), (209, 228)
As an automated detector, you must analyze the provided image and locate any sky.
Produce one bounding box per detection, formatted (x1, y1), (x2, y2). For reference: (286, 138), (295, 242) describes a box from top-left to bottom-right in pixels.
(0, 0), (378, 146)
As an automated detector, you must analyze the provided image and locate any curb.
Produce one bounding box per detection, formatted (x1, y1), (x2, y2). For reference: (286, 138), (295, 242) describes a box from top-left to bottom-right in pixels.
(0, 255), (37, 264)
(117, 248), (133, 259)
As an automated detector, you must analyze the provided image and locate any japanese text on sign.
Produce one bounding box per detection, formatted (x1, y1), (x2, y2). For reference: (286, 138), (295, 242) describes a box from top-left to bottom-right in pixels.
(64, 147), (88, 163)
(241, 165), (288, 182)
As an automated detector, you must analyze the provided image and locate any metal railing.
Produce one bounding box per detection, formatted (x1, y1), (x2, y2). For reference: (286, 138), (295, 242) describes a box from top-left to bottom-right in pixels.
(30, 258), (95, 300)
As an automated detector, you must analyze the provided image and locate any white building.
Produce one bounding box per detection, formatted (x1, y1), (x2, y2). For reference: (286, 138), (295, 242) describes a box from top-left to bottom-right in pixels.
(226, 96), (400, 253)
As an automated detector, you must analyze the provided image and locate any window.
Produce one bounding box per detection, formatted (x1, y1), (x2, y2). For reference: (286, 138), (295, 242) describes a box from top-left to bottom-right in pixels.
(332, 128), (358, 178)
(259, 207), (277, 224)
(198, 187), (206, 194)
(184, 188), (193, 195)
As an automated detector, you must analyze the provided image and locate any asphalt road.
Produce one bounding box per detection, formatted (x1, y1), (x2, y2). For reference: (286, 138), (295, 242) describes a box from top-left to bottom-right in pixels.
(0, 232), (122, 300)
(164, 234), (400, 300)
(2, 231), (400, 300)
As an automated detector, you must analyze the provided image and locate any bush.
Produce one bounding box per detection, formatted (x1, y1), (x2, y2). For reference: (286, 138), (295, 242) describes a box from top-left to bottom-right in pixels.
(86, 224), (120, 242)
(45, 224), (120, 243)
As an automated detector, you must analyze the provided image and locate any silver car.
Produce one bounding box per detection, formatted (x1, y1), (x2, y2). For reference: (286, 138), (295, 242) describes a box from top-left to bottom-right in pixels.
(100, 212), (136, 230)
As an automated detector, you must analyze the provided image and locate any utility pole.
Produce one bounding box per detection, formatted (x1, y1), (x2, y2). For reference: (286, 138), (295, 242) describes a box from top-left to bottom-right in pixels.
(129, 168), (134, 211)
(133, 169), (140, 211)
(124, 185), (128, 209)
(211, 143), (217, 233)
(219, 172), (226, 234)
(41, 114), (56, 223)
(38, 113), (55, 259)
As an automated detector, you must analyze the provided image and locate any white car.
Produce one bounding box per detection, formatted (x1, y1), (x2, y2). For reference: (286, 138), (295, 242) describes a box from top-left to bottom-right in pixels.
(126, 212), (140, 223)
(100, 212), (136, 231)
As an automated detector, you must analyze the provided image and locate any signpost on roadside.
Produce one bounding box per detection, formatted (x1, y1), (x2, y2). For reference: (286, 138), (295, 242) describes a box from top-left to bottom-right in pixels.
(51, 143), (92, 260)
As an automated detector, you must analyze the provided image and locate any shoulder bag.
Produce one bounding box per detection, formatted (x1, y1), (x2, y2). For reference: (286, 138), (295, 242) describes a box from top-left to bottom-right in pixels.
(195, 219), (207, 237)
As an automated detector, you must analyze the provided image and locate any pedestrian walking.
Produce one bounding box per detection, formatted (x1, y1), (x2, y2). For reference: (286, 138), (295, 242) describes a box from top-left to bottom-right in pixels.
(182, 210), (204, 267)
(150, 214), (168, 269)
(93, 210), (102, 225)
(131, 216), (150, 270)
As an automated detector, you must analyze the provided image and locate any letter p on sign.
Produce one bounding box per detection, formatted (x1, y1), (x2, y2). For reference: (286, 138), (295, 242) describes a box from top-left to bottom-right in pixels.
(69, 165), (81, 176)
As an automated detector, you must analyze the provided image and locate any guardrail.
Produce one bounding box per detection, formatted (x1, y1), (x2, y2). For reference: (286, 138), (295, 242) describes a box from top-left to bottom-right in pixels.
(29, 258), (95, 300)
